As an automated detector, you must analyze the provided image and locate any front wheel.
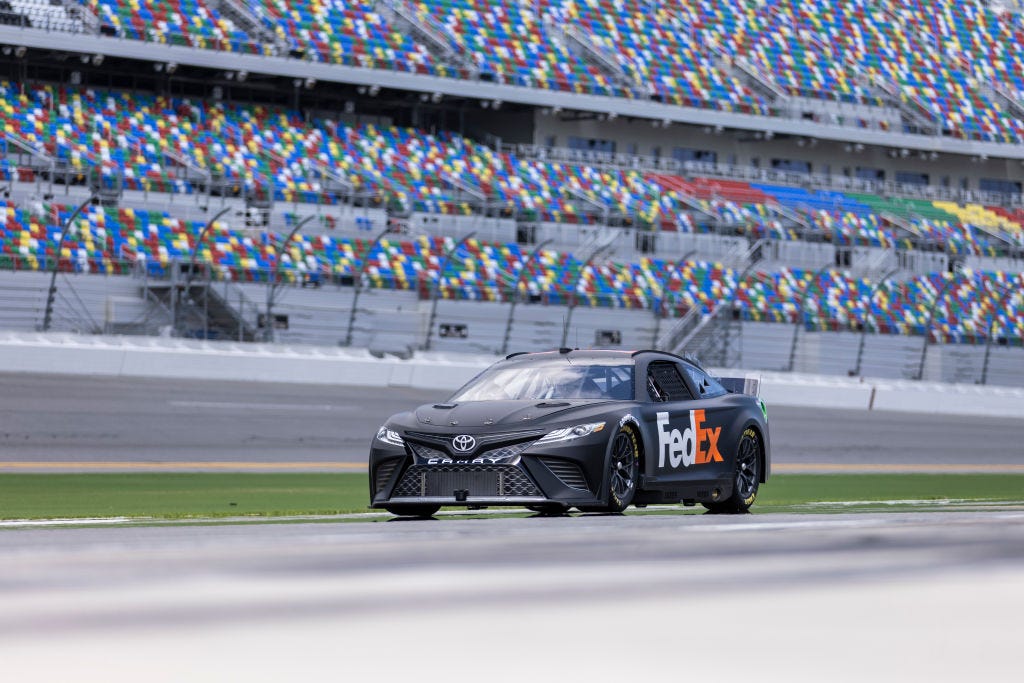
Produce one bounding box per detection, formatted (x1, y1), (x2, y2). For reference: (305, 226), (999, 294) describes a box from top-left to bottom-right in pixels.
(592, 425), (640, 513)
(704, 427), (761, 514)
(384, 504), (440, 518)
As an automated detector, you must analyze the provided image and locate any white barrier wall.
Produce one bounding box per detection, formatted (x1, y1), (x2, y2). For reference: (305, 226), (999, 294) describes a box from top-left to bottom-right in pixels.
(1, 332), (1023, 418)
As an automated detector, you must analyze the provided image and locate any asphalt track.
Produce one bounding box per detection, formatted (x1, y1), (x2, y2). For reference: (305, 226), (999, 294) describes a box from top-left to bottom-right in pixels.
(1, 372), (1023, 680)
(1, 372), (1022, 471)
(1, 509), (1023, 681)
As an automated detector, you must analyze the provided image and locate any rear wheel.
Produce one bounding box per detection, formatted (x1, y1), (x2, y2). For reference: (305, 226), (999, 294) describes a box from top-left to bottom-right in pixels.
(583, 425), (640, 513)
(384, 504), (440, 518)
(704, 427), (761, 514)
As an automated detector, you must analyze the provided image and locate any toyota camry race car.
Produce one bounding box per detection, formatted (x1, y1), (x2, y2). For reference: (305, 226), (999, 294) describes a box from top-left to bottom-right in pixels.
(369, 349), (770, 517)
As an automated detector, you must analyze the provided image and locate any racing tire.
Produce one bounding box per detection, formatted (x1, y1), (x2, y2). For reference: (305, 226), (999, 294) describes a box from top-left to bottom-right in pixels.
(384, 504), (440, 518)
(704, 427), (761, 514)
(584, 424), (641, 513)
(526, 504), (571, 516)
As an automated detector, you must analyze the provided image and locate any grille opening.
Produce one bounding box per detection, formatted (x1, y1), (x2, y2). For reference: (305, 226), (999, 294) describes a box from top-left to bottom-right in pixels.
(539, 458), (590, 492)
(392, 464), (540, 498)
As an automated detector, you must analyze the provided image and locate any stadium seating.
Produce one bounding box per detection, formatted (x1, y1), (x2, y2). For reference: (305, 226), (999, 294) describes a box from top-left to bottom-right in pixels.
(556, 0), (770, 111)
(1, 1), (1005, 140)
(2, 194), (1021, 343)
(251, 0), (437, 71)
(90, 0), (263, 54)
(3, 75), (1023, 255)
(415, 0), (619, 93)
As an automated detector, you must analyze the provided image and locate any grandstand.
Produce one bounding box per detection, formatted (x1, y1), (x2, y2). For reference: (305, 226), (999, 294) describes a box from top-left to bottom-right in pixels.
(0, 0), (1022, 386)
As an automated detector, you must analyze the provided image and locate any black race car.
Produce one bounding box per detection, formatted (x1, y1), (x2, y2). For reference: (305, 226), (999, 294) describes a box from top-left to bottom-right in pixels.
(369, 349), (770, 517)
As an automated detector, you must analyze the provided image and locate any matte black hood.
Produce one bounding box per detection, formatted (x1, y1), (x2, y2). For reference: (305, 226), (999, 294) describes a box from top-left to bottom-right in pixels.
(412, 399), (609, 429)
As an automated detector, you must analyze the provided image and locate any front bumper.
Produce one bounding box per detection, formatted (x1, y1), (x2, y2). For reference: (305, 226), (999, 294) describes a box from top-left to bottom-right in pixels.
(370, 445), (606, 508)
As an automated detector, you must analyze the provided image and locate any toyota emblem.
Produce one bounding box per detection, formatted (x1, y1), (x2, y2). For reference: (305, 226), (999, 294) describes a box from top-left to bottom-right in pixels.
(452, 434), (476, 453)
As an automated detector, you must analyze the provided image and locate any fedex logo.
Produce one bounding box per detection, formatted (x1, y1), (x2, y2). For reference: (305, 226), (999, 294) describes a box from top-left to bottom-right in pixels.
(656, 410), (723, 469)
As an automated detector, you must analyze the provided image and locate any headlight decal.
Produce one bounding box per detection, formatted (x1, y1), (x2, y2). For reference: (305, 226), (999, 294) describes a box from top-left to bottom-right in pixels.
(376, 426), (405, 447)
(536, 422), (606, 445)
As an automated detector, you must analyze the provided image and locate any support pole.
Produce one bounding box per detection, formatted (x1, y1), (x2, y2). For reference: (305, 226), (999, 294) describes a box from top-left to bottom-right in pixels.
(561, 242), (614, 348)
(853, 268), (899, 377)
(980, 283), (1019, 386)
(423, 232), (476, 351)
(179, 207), (230, 335)
(500, 239), (552, 356)
(652, 249), (697, 349)
(42, 193), (97, 332)
(265, 215), (315, 342)
(915, 269), (964, 381)
(343, 227), (391, 347)
(786, 264), (832, 372)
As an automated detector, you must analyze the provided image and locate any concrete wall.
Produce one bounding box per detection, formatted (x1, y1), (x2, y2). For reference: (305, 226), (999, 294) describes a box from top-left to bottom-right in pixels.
(0, 332), (1022, 418)
(533, 112), (1024, 190)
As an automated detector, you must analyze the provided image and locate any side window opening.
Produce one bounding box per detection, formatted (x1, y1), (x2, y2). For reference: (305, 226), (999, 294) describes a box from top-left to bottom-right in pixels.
(647, 362), (693, 402)
(682, 365), (727, 399)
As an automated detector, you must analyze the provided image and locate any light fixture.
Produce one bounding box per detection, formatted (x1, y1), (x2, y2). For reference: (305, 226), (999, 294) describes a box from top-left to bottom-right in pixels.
(166, 62), (178, 74)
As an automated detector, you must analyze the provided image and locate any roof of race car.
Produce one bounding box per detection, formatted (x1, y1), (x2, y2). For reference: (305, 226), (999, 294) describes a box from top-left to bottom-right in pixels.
(502, 348), (702, 367)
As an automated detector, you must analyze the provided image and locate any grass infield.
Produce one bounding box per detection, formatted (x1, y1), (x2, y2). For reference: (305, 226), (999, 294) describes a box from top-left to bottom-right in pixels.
(0, 473), (1023, 521)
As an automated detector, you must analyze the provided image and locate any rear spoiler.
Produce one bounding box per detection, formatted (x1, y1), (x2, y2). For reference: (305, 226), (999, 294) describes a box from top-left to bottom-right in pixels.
(717, 374), (761, 398)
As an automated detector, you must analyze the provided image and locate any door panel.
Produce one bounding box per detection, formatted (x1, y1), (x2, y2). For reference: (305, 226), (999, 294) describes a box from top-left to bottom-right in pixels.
(639, 361), (734, 487)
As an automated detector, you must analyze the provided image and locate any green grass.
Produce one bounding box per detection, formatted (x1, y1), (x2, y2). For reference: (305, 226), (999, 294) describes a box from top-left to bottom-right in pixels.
(1, 473), (1022, 522)
(0, 473), (371, 520)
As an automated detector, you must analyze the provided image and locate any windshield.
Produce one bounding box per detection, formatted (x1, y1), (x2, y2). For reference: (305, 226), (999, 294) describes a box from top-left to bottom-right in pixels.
(450, 361), (635, 401)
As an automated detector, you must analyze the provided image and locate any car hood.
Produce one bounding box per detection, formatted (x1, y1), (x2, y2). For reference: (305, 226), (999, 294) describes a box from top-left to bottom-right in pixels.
(410, 399), (612, 430)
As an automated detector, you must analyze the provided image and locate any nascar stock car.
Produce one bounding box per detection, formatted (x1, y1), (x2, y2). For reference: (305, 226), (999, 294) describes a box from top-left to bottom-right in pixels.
(369, 349), (770, 517)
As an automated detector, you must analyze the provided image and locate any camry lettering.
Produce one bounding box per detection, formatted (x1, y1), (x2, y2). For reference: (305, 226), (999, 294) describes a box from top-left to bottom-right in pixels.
(657, 410), (723, 468)
(426, 456), (507, 465)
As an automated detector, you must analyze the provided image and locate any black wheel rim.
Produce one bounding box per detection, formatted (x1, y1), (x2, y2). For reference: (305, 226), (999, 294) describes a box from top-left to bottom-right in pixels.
(611, 431), (637, 499)
(736, 433), (759, 499)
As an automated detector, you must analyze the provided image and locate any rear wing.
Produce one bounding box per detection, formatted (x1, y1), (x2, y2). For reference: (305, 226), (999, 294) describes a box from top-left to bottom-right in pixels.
(717, 374), (761, 398)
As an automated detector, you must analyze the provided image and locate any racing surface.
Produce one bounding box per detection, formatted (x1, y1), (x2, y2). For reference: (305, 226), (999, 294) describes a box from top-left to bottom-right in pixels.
(2, 510), (1023, 681)
(2, 372), (1023, 680)
(1, 372), (1022, 470)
